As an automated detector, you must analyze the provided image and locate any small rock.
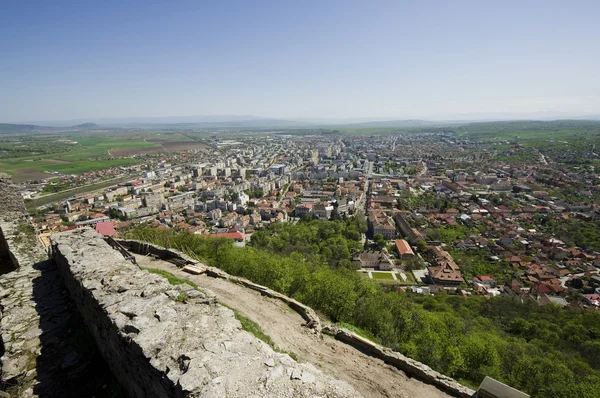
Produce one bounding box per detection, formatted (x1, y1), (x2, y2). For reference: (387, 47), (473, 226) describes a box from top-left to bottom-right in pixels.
(290, 369), (302, 380)
(186, 289), (204, 299)
(265, 358), (275, 367)
(300, 371), (316, 384)
(264, 365), (284, 386)
(155, 306), (177, 322)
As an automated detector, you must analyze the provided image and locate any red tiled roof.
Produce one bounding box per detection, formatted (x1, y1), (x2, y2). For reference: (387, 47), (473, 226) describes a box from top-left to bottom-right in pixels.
(394, 239), (414, 256)
(95, 222), (116, 237)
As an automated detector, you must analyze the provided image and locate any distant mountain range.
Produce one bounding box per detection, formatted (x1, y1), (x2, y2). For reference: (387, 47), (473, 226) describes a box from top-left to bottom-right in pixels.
(0, 122), (102, 134)
(1, 116), (600, 134)
(0, 119), (446, 133)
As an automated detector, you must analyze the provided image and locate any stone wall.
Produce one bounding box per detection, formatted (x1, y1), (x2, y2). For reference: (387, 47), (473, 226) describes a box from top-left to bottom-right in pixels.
(0, 225), (18, 273)
(0, 173), (29, 273)
(120, 238), (476, 398)
(119, 239), (477, 397)
(118, 239), (323, 332)
(0, 174), (27, 216)
(117, 239), (199, 266)
(0, 174), (48, 393)
(52, 229), (361, 398)
(0, 175), (121, 398)
(323, 325), (476, 398)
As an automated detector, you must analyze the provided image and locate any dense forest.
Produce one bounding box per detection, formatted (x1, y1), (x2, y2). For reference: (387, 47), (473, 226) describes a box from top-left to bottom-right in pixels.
(127, 219), (600, 397)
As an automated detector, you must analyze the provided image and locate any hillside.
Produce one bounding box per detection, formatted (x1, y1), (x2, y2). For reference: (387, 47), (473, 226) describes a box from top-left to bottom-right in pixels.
(0, 123), (46, 133)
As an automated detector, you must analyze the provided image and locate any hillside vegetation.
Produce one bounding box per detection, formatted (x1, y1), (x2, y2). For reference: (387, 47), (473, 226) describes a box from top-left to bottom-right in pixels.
(127, 219), (600, 397)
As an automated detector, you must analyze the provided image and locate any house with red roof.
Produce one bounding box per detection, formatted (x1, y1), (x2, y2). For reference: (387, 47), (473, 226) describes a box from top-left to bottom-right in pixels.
(584, 294), (600, 307)
(394, 239), (414, 258)
(95, 221), (116, 237)
(210, 231), (245, 247)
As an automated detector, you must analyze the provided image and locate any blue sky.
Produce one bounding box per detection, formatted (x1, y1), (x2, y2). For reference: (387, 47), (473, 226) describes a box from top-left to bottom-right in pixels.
(1, 0), (599, 123)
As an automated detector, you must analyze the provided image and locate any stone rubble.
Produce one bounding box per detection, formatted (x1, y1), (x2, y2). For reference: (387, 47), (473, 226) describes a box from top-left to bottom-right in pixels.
(52, 228), (362, 398)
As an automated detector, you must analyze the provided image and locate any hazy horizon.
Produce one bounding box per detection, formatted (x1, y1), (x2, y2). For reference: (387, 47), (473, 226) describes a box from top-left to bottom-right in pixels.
(10, 111), (600, 128)
(2, 1), (599, 123)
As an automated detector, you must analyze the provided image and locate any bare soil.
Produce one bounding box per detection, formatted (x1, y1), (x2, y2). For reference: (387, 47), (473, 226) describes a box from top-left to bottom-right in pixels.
(109, 141), (207, 157)
(160, 141), (208, 151)
(109, 147), (165, 157)
(40, 159), (72, 164)
(135, 255), (451, 398)
(10, 168), (52, 183)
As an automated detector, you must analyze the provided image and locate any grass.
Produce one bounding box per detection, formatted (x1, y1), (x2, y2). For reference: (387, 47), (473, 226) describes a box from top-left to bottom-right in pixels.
(176, 292), (188, 302)
(370, 271), (395, 280)
(224, 304), (276, 346)
(142, 267), (200, 290)
(397, 271), (417, 285)
(0, 134), (160, 180)
(221, 303), (299, 361)
(335, 322), (380, 344)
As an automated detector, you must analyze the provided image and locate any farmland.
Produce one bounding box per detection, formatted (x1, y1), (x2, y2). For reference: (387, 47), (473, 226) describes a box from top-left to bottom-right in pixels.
(0, 132), (209, 182)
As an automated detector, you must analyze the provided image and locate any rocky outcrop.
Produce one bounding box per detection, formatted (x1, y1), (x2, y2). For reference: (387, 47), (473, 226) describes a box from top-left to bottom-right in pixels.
(323, 325), (476, 398)
(53, 229), (361, 398)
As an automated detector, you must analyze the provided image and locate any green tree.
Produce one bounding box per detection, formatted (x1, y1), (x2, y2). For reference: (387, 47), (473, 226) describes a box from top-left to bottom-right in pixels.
(373, 233), (386, 250)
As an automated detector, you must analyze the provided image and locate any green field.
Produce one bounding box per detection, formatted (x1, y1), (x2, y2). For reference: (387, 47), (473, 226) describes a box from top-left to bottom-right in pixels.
(370, 271), (395, 280)
(0, 135), (160, 181)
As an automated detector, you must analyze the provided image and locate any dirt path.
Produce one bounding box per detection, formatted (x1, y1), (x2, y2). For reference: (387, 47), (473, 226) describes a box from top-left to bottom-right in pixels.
(135, 255), (451, 398)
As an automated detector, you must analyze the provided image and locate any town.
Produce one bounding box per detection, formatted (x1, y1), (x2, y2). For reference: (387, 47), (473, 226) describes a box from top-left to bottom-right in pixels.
(18, 128), (600, 311)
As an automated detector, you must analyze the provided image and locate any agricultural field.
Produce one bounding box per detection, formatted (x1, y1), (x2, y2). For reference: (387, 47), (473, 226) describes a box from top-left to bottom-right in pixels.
(0, 132), (209, 182)
(160, 141), (208, 151)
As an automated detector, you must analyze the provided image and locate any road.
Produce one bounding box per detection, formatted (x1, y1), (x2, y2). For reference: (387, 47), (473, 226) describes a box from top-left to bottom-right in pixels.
(135, 255), (451, 398)
(534, 148), (548, 165)
(27, 174), (135, 210)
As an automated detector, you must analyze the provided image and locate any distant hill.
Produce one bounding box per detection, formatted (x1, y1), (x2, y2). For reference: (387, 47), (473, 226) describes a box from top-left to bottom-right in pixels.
(335, 119), (440, 128)
(0, 122), (105, 134)
(72, 122), (99, 129)
(4, 117), (600, 134)
(0, 123), (44, 133)
(145, 119), (308, 129)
